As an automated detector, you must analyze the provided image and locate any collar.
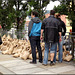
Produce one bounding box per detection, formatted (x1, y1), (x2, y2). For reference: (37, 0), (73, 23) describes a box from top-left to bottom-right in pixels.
(33, 17), (38, 19)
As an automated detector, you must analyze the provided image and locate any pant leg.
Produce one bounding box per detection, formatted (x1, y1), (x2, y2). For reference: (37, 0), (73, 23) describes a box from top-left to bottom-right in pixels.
(36, 36), (42, 62)
(58, 36), (64, 62)
(53, 43), (57, 63)
(29, 37), (36, 62)
(50, 43), (57, 53)
(50, 43), (57, 62)
(43, 42), (49, 65)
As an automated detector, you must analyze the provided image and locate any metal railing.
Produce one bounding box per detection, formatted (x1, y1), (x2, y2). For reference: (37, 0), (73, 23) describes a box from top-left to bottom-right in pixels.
(64, 32), (75, 60)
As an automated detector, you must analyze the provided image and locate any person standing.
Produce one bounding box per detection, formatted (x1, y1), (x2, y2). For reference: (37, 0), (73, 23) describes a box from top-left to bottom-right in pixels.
(28, 11), (42, 64)
(54, 13), (66, 63)
(40, 10), (62, 66)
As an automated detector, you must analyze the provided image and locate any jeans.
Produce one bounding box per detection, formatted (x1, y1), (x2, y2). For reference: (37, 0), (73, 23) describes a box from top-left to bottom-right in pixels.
(54, 36), (64, 63)
(43, 42), (57, 65)
(29, 36), (42, 63)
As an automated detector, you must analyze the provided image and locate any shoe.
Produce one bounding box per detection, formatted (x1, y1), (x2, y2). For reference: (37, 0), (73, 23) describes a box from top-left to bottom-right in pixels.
(50, 63), (55, 66)
(30, 61), (36, 64)
(39, 61), (42, 63)
(42, 64), (47, 66)
(53, 62), (56, 64)
(58, 61), (62, 63)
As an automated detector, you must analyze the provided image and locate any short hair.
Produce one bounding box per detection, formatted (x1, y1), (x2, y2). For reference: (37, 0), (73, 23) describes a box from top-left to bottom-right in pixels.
(55, 13), (60, 18)
(31, 11), (38, 17)
(50, 10), (55, 15)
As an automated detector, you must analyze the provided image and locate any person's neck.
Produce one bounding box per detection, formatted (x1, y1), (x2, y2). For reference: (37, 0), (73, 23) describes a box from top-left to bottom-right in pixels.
(50, 15), (54, 16)
(32, 16), (35, 18)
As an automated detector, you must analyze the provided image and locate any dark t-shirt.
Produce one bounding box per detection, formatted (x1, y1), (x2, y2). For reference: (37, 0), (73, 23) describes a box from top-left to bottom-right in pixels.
(57, 18), (66, 36)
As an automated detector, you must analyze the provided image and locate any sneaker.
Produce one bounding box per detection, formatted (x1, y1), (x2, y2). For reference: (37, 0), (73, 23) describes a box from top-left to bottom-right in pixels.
(39, 61), (42, 63)
(58, 61), (62, 63)
(42, 64), (47, 66)
(50, 63), (55, 66)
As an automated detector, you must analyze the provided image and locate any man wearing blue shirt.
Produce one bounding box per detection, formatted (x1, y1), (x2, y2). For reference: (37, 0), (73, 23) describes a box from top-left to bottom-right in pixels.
(28, 11), (42, 64)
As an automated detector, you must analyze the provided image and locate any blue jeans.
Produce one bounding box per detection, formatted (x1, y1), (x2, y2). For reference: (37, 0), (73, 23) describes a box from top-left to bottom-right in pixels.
(54, 36), (64, 63)
(43, 42), (57, 65)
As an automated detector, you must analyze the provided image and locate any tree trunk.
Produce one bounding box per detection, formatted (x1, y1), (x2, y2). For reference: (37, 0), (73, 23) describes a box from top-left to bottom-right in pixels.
(17, 0), (20, 39)
(72, 0), (75, 33)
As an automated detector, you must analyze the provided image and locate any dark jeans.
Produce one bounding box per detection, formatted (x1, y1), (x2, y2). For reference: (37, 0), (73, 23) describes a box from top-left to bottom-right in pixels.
(29, 36), (42, 63)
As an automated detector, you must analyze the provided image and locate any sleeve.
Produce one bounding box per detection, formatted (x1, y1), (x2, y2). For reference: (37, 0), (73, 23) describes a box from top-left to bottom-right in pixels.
(28, 20), (34, 36)
(58, 21), (62, 32)
(41, 19), (46, 30)
(62, 21), (66, 35)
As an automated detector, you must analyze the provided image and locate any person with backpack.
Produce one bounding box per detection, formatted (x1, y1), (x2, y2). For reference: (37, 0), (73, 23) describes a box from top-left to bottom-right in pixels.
(40, 10), (62, 66)
(28, 11), (42, 64)
(53, 13), (66, 63)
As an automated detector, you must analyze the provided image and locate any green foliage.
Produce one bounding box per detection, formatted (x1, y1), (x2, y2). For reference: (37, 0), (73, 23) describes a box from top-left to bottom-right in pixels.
(26, 7), (32, 16)
(0, 0), (28, 31)
(53, 4), (68, 15)
(68, 11), (75, 25)
(0, 0), (16, 30)
(27, 0), (50, 20)
(12, 0), (28, 31)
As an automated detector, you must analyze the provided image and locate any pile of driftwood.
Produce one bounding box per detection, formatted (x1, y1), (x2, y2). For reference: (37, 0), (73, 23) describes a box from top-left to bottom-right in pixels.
(0, 35), (72, 61)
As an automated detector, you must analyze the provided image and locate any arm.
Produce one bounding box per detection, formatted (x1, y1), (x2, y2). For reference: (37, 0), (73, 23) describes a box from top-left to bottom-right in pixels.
(40, 19), (46, 40)
(28, 20), (33, 36)
(59, 32), (62, 42)
(58, 21), (62, 42)
(62, 22), (66, 36)
(40, 29), (44, 40)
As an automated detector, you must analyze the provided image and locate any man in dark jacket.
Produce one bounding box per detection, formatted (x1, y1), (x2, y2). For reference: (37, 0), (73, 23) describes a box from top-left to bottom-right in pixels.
(40, 10), (62, 66)
(28, 11), (42, 64)
(54, 13), (66, 63)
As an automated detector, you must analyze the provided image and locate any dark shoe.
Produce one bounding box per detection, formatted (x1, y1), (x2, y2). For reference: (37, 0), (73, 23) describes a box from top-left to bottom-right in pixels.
(30, 61), (36, 64)
(39, 61), (42, 63)
(50, 63), (55, 66)
(42, 64), (47, 66)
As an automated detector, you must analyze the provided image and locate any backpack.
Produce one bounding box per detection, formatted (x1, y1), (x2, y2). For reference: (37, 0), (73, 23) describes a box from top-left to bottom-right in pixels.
(29, 22), (42, 36)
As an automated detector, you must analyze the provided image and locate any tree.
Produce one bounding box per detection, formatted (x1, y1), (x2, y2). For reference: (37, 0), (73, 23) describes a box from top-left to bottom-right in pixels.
(53, 4), (68, 15)
(27, 0), (50, 20)
(0, 0), (28, 31)
(11, 0), (28, 39)
(0, 0), (16, 30)
(12, 0), (28, 30)
(68, 0), (75, 33)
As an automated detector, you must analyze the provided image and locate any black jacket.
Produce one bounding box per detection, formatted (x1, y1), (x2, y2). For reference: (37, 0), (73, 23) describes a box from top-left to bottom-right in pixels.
(57, 18), (66, 36)
(41, 15), (62, 43)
